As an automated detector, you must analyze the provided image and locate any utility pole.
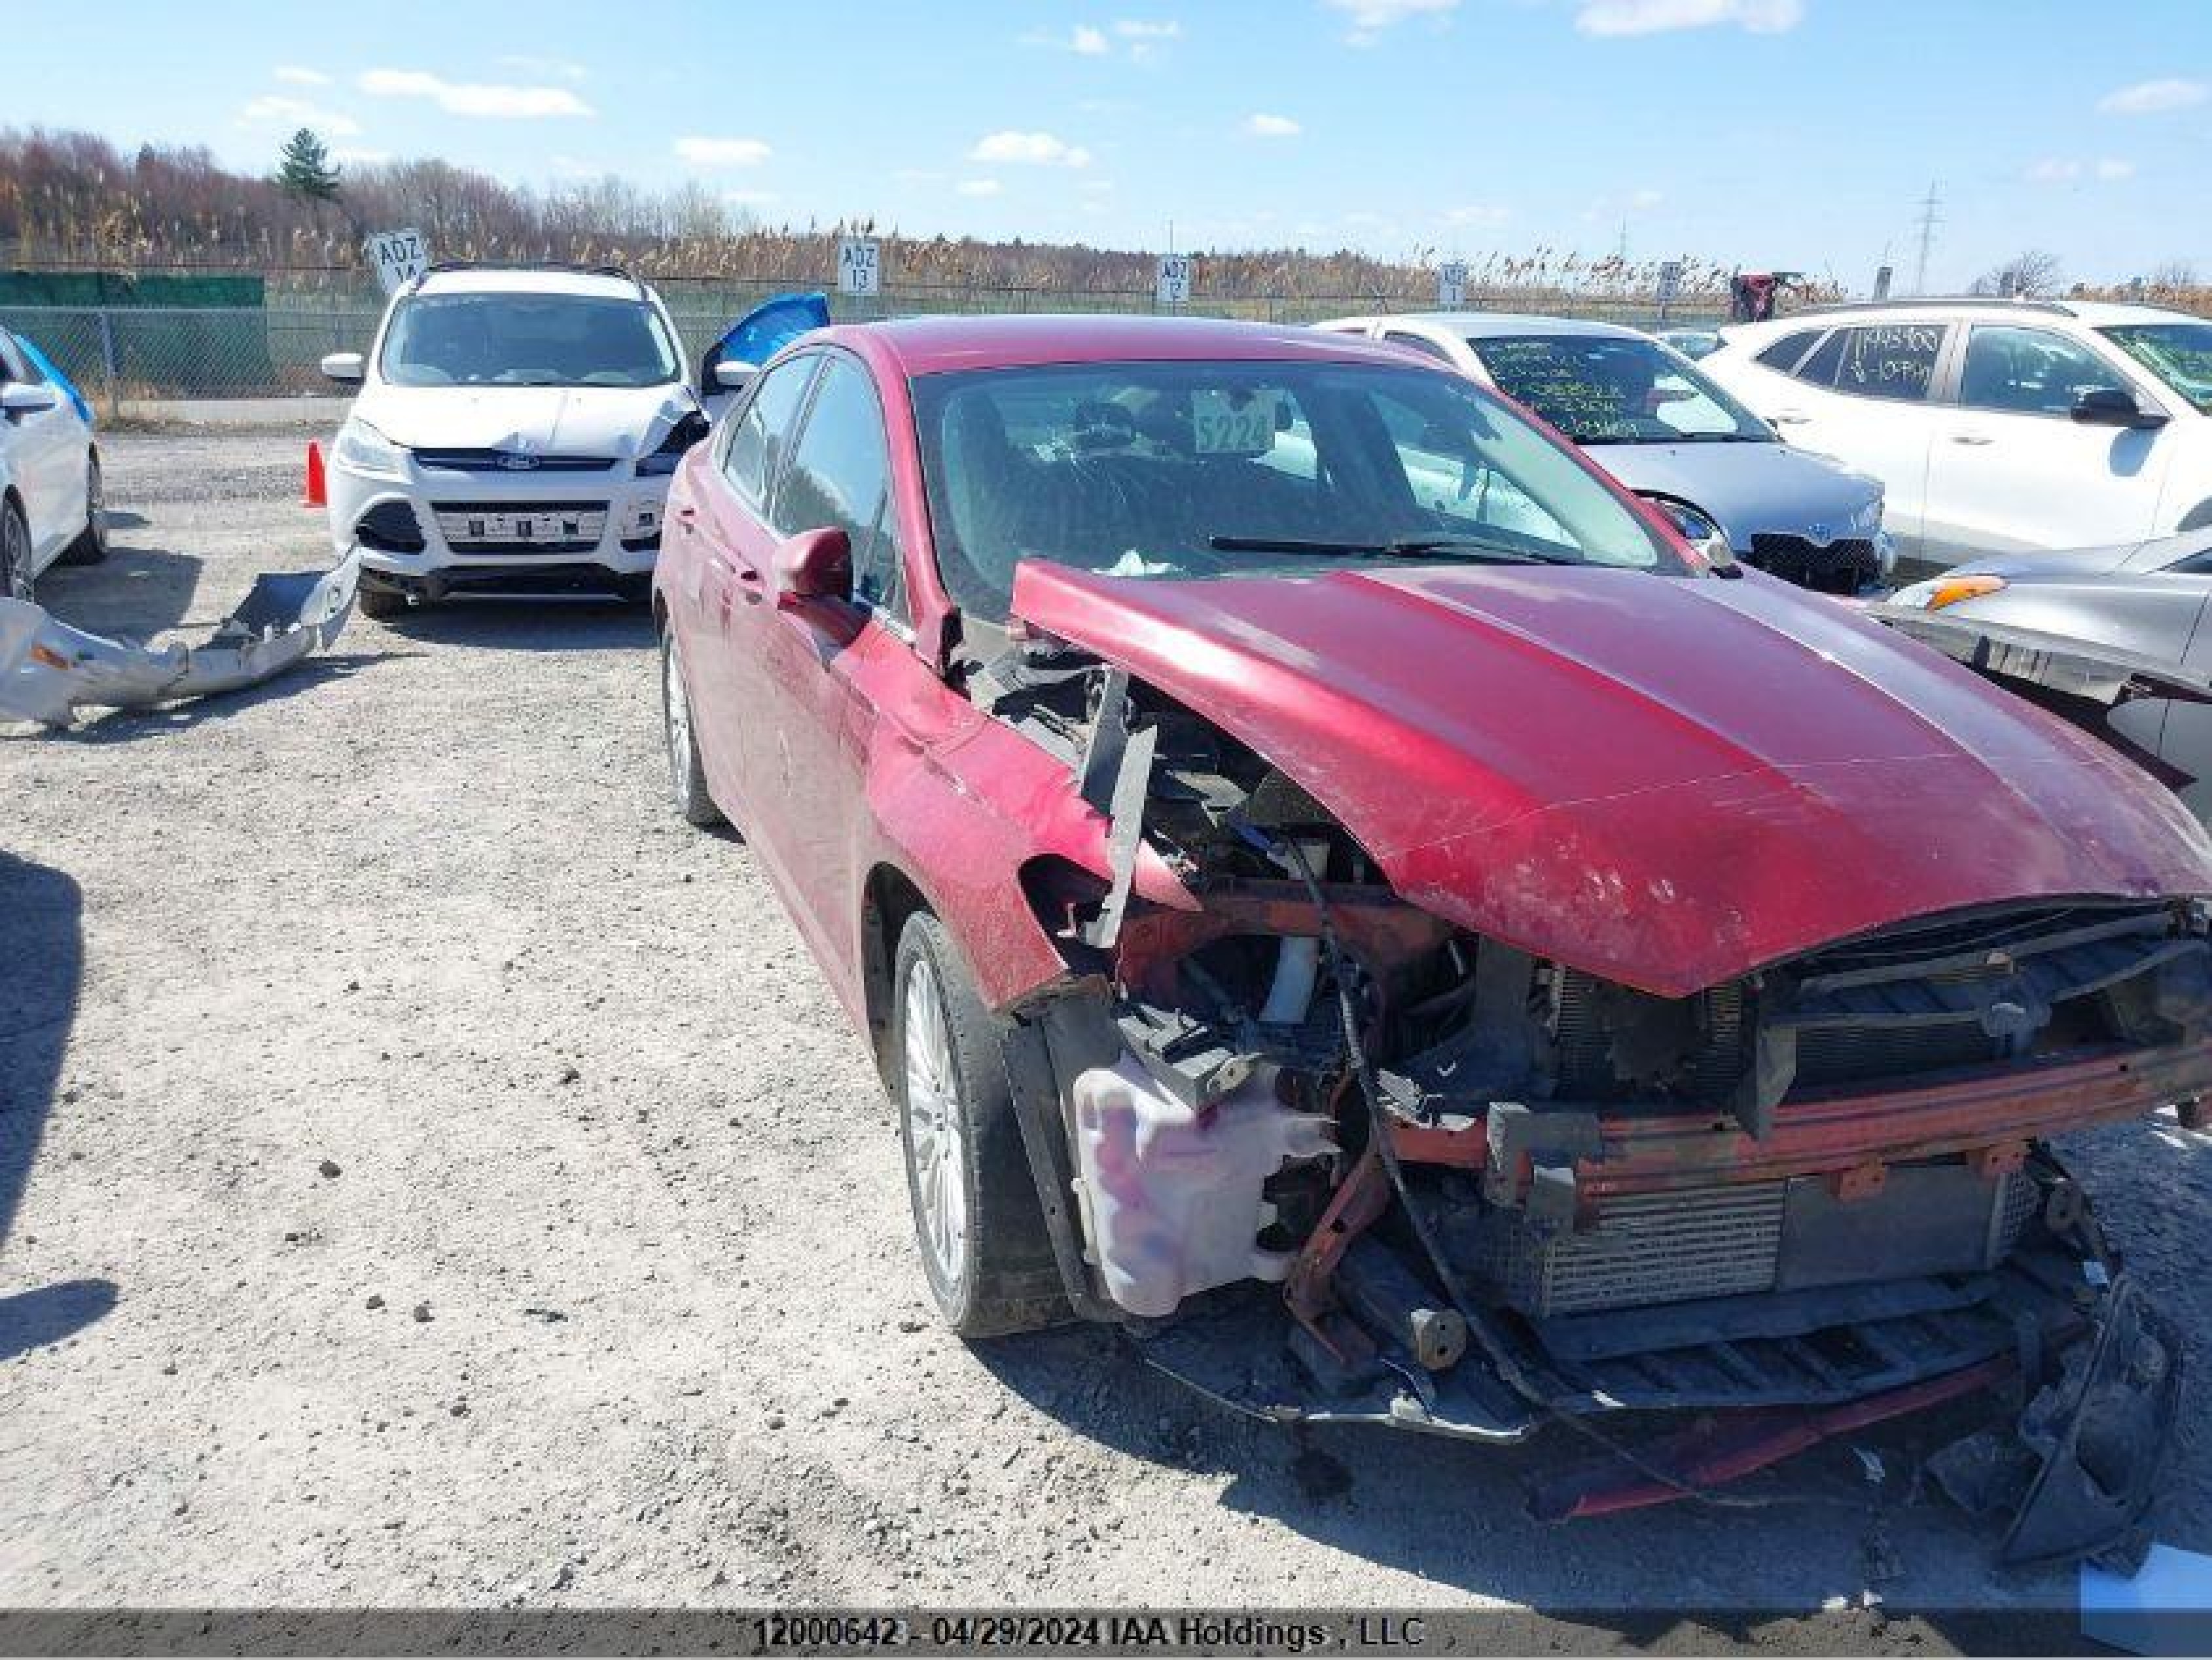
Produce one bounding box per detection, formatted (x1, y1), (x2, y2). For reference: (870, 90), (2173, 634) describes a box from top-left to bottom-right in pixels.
(1911, 182), (1942, 296)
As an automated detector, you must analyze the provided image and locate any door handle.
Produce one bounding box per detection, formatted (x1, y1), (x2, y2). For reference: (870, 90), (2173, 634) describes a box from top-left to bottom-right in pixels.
(1949, 434), (1993, 446)
(673, 503), (698, 535)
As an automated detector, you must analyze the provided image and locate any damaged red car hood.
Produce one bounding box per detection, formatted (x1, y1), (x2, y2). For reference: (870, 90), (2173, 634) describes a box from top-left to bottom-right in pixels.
(1011, 561), (2212, 996)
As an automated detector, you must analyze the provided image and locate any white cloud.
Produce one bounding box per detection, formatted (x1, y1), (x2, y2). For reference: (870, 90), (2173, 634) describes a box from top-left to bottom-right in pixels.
(357, 69), (592, 119)
(2027, 156), (2136, 183)
(1245, 113), (1302, 137)
(1444, 202), (1510, 227)
(722, 189), (781, 207)
(1574, 0), (1803, 35)
(956, 177), (1004, 197)
(1628, 186), (1664, 208)
(969, 130), (1093, 167)
(238, 95), (361, 137)
(273, 65), (330, 86)
(674, 135), (774, 167)
(1323, 0), (1457, 45)
(330, 146), (390, 166)
(2098, 77), (2207, 115)
(1114, 19), (1183, 36)
(1071, 24), (1111, 54)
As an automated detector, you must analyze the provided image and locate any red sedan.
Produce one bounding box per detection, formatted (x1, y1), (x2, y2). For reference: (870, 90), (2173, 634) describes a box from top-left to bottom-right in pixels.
(654, 316), (2212, 1551)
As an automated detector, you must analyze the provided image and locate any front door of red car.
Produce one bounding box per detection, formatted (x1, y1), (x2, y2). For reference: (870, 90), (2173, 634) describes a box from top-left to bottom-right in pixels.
(736, 351), (910, 983)
(692, 352), (821, 819)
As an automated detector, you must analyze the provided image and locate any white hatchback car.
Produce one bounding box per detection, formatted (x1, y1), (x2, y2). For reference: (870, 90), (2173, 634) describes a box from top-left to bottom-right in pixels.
(323, 265), (711, 618)
(0, 325), (104, 602)
(1702, 299), (2212, 568)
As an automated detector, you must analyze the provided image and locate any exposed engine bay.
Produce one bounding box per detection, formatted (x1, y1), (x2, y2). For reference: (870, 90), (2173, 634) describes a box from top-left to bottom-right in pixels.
(970, 624), (2212, 1564)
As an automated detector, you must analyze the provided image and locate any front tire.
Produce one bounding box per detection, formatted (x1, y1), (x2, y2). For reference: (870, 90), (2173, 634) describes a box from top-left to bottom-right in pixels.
(1, 498), (33, 603)
(660, 627), (722, 827)
(892, 912), (1066, 1338)
(59, 452), (108, 566)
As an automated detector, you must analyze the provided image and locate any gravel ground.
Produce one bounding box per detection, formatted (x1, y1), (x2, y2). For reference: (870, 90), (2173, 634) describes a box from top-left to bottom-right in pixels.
(5, 430), (2212, 1645)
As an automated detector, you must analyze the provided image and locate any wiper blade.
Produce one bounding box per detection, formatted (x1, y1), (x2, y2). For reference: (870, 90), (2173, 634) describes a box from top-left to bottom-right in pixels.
(1207, 533), (1577, 566)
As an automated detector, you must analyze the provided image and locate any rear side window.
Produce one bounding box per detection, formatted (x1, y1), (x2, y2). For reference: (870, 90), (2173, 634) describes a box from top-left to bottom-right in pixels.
(722, 355), (818, 509)
(1797, 324), (1946, 403)
(1756, 329), (1823, 372)
(773, 355), (906, 620)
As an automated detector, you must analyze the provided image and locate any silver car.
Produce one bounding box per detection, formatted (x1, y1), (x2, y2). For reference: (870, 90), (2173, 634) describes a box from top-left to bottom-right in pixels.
(1317, 312), (1893, 593)
(1878, 527), (2212, 821)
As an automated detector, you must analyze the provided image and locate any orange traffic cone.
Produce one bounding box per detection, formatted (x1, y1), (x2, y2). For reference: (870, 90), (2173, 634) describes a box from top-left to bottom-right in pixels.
(304, 441), (327, 509)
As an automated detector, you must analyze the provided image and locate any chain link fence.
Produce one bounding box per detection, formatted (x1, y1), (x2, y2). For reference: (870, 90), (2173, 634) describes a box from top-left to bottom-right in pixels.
(1, 280), (1728, 413)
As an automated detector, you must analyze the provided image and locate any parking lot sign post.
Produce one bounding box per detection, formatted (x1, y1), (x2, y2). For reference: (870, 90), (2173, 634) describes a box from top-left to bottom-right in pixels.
(1154, 254), (1192, 308)
(364, 229), (429, 297)
(1654, 259), (1683, 326)
(838, 238), (883, 301)
(1438, 261), (1469, 309)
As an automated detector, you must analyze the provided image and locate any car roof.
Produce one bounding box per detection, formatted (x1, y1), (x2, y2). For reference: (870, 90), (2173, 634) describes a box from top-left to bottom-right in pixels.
(412, 267), (652, 301)
(832, 313), (1430, 376)
(1399, 311), (1650, 341)
(1732, 297), (2194, 331)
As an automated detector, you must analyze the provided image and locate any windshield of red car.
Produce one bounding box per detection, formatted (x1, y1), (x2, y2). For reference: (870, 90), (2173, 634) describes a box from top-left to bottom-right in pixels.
(910, 358), (1682, 621)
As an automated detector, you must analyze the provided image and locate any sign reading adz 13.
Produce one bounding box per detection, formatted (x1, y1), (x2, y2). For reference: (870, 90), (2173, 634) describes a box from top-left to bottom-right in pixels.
(839, 238), (882, 297)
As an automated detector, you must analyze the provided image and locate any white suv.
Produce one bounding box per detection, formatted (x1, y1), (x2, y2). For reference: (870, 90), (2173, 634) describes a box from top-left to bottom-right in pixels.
(1702, 299), (2212, 569)
(323, 266), (708, 617)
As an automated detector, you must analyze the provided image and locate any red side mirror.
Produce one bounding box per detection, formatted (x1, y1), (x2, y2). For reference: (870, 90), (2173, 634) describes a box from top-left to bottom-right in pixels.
(772, 527), (851, 605)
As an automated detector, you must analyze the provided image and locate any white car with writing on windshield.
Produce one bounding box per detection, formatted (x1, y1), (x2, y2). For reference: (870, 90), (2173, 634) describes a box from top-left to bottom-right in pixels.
(321, 264), (717, 619)
(1700, 299), (2212, 568)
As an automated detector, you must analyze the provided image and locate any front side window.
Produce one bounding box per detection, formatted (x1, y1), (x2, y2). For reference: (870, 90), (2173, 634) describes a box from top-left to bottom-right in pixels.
(2100, 323), (2212, 415)
(1799, 323), (1946, 403)
(1958, 325), (2130, 415)
(1471, 334), (1771, 443)
(773, 355), (906, 620)
(912, 359), (1678, 622)
(722, 355), (818, 509)
(378, 293), (680, 389)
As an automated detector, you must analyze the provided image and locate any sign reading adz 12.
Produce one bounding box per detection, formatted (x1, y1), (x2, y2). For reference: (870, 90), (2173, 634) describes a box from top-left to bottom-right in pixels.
(1155, 255), (1192, 306)
(365, 229), (429, 296)
(1438, 262), (1469, 308)
(839, 238), (882, 297)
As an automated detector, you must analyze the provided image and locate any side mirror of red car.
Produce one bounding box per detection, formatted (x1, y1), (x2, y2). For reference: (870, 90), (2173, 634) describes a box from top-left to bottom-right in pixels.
(773, 526), (853, 606)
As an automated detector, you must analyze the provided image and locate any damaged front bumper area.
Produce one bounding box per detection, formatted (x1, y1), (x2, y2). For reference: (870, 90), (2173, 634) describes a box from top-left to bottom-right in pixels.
(979, 633), (2212, 1561)
(0, 551), (359, 727)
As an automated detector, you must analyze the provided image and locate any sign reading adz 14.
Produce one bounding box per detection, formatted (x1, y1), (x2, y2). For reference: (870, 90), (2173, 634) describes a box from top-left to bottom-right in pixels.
(365, 229), (430, 297)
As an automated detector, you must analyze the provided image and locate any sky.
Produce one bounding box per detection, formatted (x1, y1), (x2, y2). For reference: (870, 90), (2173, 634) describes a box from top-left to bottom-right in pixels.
(7, 0), (2211, 289)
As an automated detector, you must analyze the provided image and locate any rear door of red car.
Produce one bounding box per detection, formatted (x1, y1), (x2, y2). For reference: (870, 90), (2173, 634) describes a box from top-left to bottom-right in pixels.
(692, 351), (821, 816)
(738, 349), (912, 968)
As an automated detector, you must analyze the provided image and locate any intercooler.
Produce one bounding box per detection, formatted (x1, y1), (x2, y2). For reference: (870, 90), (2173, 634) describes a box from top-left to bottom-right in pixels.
(1455, 1163), (2038, 1318)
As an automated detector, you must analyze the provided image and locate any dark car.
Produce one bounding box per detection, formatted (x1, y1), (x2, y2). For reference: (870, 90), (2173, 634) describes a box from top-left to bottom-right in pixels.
(654, 314), (2212, 1552)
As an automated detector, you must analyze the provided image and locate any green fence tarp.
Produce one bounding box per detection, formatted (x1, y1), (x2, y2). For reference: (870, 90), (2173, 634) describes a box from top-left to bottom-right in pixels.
(0, 270), (264, 307)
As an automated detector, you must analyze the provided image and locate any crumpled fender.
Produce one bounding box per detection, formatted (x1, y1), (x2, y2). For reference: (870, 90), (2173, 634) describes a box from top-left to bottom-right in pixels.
(0, 550), (359, 727)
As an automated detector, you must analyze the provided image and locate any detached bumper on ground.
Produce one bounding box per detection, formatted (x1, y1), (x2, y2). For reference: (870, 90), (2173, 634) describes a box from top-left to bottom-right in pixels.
(0, 550), (359, 727)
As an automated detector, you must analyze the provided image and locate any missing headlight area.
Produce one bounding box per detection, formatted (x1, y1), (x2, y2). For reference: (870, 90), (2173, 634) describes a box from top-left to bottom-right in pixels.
(974, 627), (2212, 1561)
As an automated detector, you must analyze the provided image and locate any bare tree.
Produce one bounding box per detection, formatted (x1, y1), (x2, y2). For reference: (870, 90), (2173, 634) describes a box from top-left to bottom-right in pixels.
(1971, 249), (2065, 298)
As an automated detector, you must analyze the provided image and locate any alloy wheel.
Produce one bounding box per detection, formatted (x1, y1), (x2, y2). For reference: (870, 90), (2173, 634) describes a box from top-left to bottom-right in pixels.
(901, 954), (970, 1295)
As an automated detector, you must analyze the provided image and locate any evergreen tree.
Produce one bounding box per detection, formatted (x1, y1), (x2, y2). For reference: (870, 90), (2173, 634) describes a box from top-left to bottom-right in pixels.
(274, 128), (342, 203)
